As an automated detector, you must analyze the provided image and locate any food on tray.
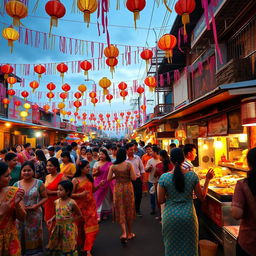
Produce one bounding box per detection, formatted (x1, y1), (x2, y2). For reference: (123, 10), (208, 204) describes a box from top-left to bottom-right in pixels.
(217, 188), (234, 195)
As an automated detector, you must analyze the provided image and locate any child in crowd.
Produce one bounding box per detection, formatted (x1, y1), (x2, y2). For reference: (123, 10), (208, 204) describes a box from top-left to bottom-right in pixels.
(46, 180), (82, 256)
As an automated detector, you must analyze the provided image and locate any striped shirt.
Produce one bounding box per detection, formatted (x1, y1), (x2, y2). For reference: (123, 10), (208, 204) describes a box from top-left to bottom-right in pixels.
(182, 159), (194, 172)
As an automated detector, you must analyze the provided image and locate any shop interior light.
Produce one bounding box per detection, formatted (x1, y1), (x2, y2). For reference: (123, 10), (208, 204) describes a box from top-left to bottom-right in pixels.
(203, 142), (209, 150)
(242, 123), (256, 127)
(5, 122), (11, 128)
(214, 138), (223, 149)
(35, 131), (42, 138)
(238, 134), (247, 143)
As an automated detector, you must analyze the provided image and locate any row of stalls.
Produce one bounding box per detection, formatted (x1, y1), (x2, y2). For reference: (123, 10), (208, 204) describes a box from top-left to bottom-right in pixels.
(136, 81), (256, 254)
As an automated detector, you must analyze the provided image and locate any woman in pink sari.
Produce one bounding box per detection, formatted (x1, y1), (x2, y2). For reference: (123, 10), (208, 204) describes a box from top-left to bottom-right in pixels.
(92, 148), (113, 221)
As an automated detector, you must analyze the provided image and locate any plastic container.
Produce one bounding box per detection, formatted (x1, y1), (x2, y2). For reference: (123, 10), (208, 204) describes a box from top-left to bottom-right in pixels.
(199, 240), (218, 256)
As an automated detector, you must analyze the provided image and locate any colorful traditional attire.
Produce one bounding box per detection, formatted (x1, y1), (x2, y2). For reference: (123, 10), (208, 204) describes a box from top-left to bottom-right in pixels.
(112, 163), (136, 224)
(158, 172), (199, 256)
(60, 163), (76, 177)
(73, 178), (99, 252)
(46, 199), (78, 256)
(44, 173), (64, 224)
(9, 166), (21, 186)
(14, 179), (43, 256)
(0, 186), (21, 256)
(93, 161), (113, 218)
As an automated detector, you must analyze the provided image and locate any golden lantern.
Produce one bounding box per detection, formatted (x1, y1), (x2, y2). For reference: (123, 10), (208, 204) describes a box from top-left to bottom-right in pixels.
(104, 44), (119, 59)
(78, 84), (87, 96)
(58, 102), (65, 110)
(2, 27), (19, 53)
(99, 77), (111, 95)
(5, 0), (28, 27)
(7, 76), (17, 88)
(77, 0), (98, 26)
(23, 103), (31, 112)
(20, 110), (28, 121)
(157, 34), (177, 62)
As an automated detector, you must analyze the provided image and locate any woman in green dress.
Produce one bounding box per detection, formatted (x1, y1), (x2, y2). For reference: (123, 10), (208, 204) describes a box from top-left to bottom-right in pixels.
(5, 153), (21, 186)
(157, 148), (214, 256)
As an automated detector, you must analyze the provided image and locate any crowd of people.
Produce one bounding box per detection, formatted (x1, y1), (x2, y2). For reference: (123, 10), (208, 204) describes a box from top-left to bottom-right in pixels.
(0, 140), (255, 256)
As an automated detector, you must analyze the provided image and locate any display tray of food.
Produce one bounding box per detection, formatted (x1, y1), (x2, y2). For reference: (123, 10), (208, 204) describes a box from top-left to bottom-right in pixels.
(196, 167), (246, 201)
(219, 163), (249, 172)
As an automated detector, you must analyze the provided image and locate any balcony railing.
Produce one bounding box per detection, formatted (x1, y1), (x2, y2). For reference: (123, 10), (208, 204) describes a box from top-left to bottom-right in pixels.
(216, 58), (253, 86)
(154, 104), (173, 117)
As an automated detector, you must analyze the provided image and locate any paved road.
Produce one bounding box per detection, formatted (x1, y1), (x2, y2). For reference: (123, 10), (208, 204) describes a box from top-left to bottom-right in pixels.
(92, 195), (165, 256)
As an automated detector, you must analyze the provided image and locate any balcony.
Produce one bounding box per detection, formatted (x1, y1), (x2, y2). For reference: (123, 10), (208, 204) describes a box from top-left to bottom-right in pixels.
(154, 104), (173, 117)
(216, 58), (253, 86)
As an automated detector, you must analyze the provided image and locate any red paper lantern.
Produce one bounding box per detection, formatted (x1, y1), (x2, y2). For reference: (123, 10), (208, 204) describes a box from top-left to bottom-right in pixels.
(104, 45), (119, 59)
(120, 112), (124, 118)
(45, 0), (66, 33)
(74, 92), (82, 99)
(62, 83), (71, 92)
(60, 92), (67, 101)
(118, 82), (127, 91)
(14, 100), (21, 109)
(144, 76), (157, 91)
(67, 111), (71, 116)
(1, 64), (13, 79)
(47, 82), (56, 91)
(158, 34), (177, 62)
(120, 90), (128, 100)
(29, 81), (39, 92)
(141, 104), (146, 112)
(6, 76), (17, 88)
(175, 0), (196, 36)
(89, 91), (97, 98)
(56, 62), (68, 81)
(7, 89), (15, 97)
(106, 94), (113, 104)
(140, 49), (153, 71)
(5, 0), (28, 26)
(126, 0), (146, 29)
(91, 97), (98, 106)
(106, 113), (110, 119)
(47, 92), (55, 101)
(32, 104), (39, 110)
(106, 58), (118, 76)
(43, 104), (50, 112)
(136, 86), (144, 95)
(127, 111), (131, 115)
(21, 91), (29, 101)
(74, 112), (79, 117)
(74, 100), (82, 111)
(80, 60), (92, 78)
(34, 64), (46, 80)
(2, 98), (10, 108)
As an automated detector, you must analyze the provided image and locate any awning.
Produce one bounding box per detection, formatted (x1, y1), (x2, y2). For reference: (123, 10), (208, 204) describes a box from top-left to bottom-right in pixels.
(136, 116), (162, 131)
(160, 79), (256, 121)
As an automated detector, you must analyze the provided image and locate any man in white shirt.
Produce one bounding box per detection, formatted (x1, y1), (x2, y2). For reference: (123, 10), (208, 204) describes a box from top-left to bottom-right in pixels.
(145, 146), (161, 215)
(182, 144), (197, 172)
(126, 143), (145, 217)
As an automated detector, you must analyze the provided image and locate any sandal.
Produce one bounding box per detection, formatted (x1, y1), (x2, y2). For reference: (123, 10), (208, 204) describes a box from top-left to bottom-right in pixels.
(120, 236), (128, 244)
(128, 233), (136, 240)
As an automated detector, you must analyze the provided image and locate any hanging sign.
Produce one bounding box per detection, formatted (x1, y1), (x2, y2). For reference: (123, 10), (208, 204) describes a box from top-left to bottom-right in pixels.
(208, 114), (228, 136)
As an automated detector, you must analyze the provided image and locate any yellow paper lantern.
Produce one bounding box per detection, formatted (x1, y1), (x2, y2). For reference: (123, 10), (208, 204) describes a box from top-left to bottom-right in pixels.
(2, 27), (19, 53)
(99, 77), (111, 95)
(20, 110), (28, 121)
(77, 0), (98, 26)
(70, 118), (75, 122)
(23, 103), (31, 112)
(58, 102), (65, 110)
(82, 121), (86, 125)
(78, 84), (87, 95)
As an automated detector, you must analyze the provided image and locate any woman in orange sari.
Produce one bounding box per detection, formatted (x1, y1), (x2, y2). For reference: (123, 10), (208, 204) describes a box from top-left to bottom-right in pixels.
(60, 151), (76, 179)
(0, 162), (26, 256)
(72, 160), (104, 256)
(44, 157), (65, 229)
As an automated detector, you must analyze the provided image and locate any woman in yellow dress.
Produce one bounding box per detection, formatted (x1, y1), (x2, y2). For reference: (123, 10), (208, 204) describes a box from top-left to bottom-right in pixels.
(0, 161), (26, 256)
(60, 151), (76, 179)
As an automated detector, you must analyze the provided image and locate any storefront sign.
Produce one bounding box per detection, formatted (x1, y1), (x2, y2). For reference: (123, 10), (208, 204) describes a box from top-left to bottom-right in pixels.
(156, 131), (175, 139)
(187, 125), (199, 138)
(199, 126), (207, 137)
(208, 114), (228, 136)
(228, 109), (243, 134)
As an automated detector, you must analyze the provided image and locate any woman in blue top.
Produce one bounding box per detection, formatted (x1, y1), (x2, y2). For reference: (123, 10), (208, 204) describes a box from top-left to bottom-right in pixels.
(157, 148), (214, 256)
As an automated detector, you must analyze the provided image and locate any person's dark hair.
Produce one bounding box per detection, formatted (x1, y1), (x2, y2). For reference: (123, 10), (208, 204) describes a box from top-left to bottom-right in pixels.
(183, 144), (196, 157)
(36, 145), (42, 149)
(171, 148), (185, 193)
(5, 152), (17, 162)
(21, 161), (36, 175)
(133, 141), (138, 146)
(0, 161), (9, 176)
(247, 147), (256, 196)
(125, 143), (134, 150)
(23, 143), (31, 149)
(0, 149), (7, 155)
(58, 180), (73, 197)
(111, 145), (117, 151)
(152, 146), (160, 154)
(145, 145), (152, 149)
(60, 151), (73, 163)
(86, 149), (93, 154)
(170, 143), (176, 149)
(92, 147), (99, 153)
(36, 149), (47, 164)
(48, 146), (55, 152)
(117, 144), (122, 149)
(47, 157), (61, 173)
(71, 142), (78, 149)
(10, 147), (17, 153)
(99, 148), (111, 162)
(114, 148), (127, 165)
(105, 144), (112, 150)
(179, 144), (184, 149)
(139, 141), (145, 147)
(80, 146), (87, 153)
(66, 145), (72, 152)
(75, 160), (94, 183)
(159, 150), (170, 173)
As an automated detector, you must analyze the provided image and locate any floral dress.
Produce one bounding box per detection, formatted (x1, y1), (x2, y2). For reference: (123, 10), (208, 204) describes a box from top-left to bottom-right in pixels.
(46, 199), (78, 256)
(0, 187), (21, 256)
(14, 179), (43, 256)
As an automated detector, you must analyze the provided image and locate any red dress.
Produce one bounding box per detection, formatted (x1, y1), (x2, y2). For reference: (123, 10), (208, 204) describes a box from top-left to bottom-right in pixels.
(74, 178), (99, 252)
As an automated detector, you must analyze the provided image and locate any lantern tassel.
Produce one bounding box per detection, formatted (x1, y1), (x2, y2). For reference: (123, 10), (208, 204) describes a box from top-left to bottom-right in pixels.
(103, 89), (108, 95)
(182, 13), (190, 36)
(8, 40), (14, 53)
(133, 11), (140, 29)
(84, 11), (91, 27)
(164, 0), (172, 13)
(13, 17), (21, 27)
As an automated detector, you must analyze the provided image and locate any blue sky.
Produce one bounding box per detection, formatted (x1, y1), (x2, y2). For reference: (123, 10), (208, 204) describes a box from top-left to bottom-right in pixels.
(0, 0), (176, 135)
